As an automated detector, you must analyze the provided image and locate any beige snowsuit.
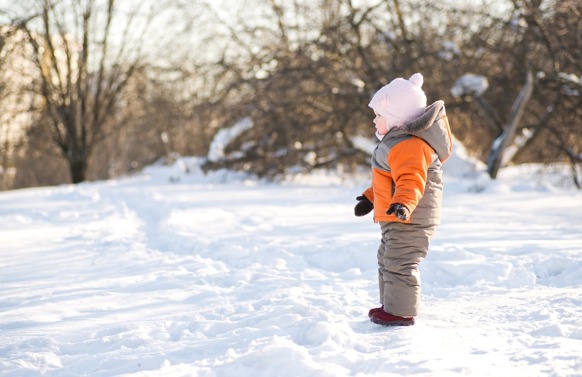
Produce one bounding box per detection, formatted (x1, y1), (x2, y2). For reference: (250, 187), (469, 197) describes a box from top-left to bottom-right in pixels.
(362, 100), (452, 317)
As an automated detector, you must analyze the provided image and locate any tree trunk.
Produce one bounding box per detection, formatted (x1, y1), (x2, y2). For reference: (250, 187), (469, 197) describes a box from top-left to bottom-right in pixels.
(69, 157), (87, 184)
(486, 69), (534, 179)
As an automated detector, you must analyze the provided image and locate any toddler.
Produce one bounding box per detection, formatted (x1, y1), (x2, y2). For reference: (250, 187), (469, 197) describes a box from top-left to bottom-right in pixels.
(355, 73), (453, 326)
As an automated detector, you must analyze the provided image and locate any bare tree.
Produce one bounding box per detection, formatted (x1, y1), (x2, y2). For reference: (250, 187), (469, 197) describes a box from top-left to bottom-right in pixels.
(0, 25), (17, 190)
(171, 0), (579, 184)
(2, 0), (578, 187)
(489, 0), (582, 182)
(0, 25), (35, 190)
(439, 0), (580, 183)
(198, 0), (454, 177)
(15, 0), (159, 183)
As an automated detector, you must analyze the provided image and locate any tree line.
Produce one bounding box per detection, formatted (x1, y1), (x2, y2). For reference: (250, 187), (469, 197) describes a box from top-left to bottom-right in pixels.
(0, 0), (580, 191)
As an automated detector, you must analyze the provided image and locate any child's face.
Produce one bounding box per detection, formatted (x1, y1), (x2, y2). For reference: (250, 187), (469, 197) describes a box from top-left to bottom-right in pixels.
(373, 112), (388, 137)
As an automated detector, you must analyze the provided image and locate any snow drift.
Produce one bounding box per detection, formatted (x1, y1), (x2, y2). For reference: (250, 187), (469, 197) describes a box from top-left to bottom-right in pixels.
(0, 139), (581, 377)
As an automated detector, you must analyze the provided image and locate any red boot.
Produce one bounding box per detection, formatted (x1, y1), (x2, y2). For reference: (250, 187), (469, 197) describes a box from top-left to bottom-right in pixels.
(368, 305), (384, 318)
(370, 310), (415, 326)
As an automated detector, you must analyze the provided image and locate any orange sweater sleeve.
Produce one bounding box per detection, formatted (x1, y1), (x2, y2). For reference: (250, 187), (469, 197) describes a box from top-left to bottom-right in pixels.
(387, 138), (433, 214)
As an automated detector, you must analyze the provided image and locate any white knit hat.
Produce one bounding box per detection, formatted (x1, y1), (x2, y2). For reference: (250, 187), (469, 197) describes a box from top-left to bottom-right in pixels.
(369, 73), (427, 127)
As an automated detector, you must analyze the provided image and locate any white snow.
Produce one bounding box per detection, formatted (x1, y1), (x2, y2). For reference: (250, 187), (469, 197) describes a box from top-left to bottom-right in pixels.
(350, 135), (377, 156)
(439, 41), (460, 61)
(451, 74), (489, 98)
(557, 72), (581, 96)
(1, 141), (581, 377)
(207, 117), (254, 162)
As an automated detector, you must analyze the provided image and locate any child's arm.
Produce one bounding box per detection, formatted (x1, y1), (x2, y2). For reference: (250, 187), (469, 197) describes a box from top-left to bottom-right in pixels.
(387, 137), (434, 216)
(361, 187), (374, 203)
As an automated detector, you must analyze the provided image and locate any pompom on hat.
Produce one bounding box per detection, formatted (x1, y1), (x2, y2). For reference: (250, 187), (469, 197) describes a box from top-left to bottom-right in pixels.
(369, 73), (427, 127)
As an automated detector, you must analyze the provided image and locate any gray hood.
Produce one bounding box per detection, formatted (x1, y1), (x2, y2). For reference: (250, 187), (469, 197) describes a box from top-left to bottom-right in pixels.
(399, 100), (452, 163)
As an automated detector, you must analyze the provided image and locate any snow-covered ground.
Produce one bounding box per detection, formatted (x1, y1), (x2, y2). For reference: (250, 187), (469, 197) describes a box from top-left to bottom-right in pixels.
(1, 142), (581, 377)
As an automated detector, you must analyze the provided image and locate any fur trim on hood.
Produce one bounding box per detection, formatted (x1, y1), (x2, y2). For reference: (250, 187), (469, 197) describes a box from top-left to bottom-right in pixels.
(401, 100), (453, 163)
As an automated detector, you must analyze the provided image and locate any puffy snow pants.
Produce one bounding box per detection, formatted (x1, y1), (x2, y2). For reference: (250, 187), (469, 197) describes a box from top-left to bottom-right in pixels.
(377, 221), (436, 317)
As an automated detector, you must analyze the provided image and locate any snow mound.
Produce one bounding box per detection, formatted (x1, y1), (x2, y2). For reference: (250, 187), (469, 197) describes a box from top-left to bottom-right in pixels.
(0, 143), (581, 376)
